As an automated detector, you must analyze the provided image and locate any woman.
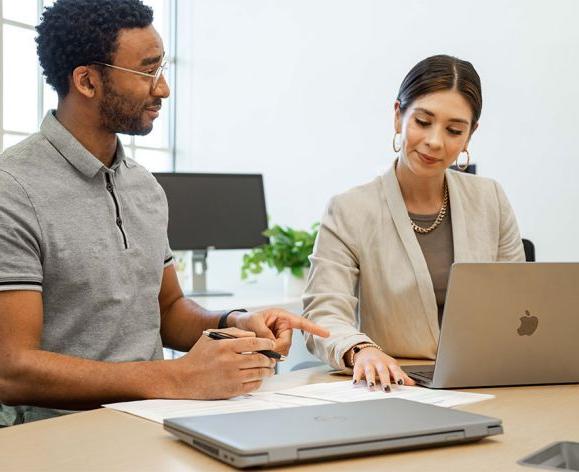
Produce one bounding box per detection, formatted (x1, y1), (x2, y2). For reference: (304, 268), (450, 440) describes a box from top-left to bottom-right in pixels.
(302, 55), (525, 391)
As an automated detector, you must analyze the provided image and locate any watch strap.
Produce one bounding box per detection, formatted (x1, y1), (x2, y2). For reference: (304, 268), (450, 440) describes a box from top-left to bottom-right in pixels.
(217, 308), (248, 329)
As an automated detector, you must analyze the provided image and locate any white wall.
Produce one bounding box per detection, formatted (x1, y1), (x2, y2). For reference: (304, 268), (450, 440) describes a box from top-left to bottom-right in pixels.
(175, 0), (579, 291)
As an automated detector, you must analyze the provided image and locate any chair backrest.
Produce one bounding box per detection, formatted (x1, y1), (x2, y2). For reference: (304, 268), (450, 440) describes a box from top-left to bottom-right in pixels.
(449, 164), (477, 174)
(522, 238), (535, 262)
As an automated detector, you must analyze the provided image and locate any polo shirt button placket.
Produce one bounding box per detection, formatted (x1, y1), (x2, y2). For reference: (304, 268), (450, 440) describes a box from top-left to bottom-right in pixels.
(105, 172), (129, 249)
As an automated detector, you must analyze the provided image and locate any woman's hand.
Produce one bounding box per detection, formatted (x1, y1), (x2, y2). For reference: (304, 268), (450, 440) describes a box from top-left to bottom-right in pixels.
(349, 347), (415, 391)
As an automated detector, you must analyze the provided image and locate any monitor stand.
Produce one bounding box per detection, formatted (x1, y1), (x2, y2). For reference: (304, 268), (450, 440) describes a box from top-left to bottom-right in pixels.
(186, 249), (233, 297)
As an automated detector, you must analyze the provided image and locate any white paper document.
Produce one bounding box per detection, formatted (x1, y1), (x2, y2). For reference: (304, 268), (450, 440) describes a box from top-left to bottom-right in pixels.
(104, 393), (327, 424)
(275, 381), (495, 408)
(104, 380), (493, 424)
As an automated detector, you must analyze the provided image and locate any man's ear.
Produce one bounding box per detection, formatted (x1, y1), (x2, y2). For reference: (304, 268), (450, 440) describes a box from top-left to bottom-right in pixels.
(70, 65), (99, 99)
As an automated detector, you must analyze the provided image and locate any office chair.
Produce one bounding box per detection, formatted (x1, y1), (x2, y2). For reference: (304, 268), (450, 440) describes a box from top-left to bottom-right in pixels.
(522, 238), (535, 262)
(449, 164), (477, 174)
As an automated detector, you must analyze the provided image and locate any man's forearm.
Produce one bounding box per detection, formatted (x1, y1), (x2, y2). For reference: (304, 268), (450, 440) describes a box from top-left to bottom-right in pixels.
(160, 296), (224, 352)
(0, 349), (176, 410)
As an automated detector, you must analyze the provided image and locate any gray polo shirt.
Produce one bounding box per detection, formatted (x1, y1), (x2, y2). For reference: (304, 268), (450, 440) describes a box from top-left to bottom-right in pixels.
(0, 112), (173, 425)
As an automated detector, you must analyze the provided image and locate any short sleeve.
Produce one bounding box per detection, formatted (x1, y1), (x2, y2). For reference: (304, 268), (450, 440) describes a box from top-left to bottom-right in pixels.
(0, 171), (43, 291)
(163, 236), (174, 267)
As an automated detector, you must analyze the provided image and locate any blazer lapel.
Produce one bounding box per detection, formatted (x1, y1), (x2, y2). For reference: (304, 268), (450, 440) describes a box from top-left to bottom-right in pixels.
(380, 163), (440, 343)
(445, 170), (469, 263)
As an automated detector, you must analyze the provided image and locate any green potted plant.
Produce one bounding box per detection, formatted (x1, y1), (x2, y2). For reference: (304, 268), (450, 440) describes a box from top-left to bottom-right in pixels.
(241, 223), (319, 296)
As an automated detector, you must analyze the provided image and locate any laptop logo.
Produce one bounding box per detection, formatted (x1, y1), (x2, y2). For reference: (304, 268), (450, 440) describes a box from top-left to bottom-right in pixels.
(314, 416), (347, 423)
(517, 310), (539, 336)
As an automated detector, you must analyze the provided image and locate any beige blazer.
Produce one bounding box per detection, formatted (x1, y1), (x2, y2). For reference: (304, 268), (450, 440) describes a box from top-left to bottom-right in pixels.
(303, 163), (525, 369)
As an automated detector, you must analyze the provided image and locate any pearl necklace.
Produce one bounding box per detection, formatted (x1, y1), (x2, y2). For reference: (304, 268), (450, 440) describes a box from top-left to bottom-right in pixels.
(410, 181), (448, 234)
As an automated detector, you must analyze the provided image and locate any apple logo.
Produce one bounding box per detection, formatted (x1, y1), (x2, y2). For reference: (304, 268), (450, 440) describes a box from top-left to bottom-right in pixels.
(517, 310), (539, 336)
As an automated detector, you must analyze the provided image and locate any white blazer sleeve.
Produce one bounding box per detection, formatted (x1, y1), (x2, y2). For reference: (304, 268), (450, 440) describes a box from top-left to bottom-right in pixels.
(302, 196), (373, 369)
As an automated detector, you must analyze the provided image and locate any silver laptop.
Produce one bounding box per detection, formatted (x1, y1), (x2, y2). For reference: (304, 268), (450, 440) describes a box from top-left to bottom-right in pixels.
(404, 263), (579, 388)
(164, 398), (502, 468)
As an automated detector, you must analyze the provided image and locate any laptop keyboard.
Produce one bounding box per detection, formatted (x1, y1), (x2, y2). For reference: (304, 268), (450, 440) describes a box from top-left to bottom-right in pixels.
(405, 365), (435, 380)
(414, 371), (434, 380)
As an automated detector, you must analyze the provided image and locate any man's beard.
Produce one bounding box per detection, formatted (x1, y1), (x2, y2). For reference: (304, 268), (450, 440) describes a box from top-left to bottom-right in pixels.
(99, 79), (154, 136)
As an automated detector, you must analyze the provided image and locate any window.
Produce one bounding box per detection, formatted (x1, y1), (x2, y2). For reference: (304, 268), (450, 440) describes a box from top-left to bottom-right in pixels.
(0, 0), (175, 171)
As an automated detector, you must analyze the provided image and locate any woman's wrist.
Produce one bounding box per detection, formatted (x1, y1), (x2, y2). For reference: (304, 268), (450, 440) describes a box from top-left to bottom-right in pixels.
(345, 342), (383, 367)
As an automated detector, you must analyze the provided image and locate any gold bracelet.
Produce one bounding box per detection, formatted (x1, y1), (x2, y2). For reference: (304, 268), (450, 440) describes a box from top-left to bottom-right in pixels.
(347, 342), (383, 367)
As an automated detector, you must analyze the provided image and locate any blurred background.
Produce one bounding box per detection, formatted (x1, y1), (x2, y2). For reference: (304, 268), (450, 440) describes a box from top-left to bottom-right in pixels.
(2, 0), (578, 295)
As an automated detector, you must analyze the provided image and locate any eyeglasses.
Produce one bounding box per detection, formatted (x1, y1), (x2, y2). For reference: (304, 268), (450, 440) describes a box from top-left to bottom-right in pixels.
(93, 57), (168, 92)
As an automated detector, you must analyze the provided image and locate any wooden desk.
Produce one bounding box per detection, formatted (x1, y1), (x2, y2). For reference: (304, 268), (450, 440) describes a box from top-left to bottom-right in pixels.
(1, 365), (577, 472)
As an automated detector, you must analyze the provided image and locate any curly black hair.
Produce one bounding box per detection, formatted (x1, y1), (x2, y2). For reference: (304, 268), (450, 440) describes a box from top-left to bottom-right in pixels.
(36, 0), (154, 97)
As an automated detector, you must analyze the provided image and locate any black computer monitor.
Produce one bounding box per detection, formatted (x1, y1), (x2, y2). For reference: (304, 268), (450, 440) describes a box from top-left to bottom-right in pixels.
(153, 172), (269, 296)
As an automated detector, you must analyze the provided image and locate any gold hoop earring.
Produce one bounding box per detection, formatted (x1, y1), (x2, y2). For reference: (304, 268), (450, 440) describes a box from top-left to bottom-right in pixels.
(392, 132), (401, 153)
(456, 149), (471, 171)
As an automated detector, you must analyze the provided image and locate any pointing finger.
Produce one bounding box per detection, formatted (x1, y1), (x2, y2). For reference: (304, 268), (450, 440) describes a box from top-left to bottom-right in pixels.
(285, 314), (330, 338)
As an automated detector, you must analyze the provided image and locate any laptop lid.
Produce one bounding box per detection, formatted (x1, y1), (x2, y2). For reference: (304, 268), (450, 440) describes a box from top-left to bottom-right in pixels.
(414, 263), (579, 388)
(164, 398), (502, 468)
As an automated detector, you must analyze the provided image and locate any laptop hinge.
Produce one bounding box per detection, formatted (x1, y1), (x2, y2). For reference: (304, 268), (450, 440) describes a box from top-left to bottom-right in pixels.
(297, 431), (466, 460)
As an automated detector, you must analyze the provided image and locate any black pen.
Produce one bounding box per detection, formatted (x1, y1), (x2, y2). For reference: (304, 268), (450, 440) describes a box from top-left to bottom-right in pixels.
(202, 330), (286, 361)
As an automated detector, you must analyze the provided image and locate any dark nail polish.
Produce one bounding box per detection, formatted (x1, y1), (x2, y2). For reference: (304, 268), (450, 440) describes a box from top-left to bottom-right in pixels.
(368, 381), (375, 388)
(352, 379), (358, 385)
(384, 385), (391, 392)
(397, 379), (404, 385)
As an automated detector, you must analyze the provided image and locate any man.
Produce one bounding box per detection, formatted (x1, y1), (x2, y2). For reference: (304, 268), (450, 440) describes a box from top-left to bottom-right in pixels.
(0, 0), (328, 426)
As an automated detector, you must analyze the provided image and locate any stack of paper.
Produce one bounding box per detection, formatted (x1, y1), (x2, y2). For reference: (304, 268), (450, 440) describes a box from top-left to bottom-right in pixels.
(104, 381), (494, 424)
(275, 381), (494, 408)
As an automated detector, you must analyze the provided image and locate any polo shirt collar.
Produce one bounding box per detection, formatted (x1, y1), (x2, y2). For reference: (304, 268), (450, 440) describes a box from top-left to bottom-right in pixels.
(40, 111), (131, 178)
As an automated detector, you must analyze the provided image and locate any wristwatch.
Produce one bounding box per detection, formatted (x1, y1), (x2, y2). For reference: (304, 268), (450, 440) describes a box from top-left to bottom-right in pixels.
(217, 308), (248, 329)
(347, 342), (383, 367)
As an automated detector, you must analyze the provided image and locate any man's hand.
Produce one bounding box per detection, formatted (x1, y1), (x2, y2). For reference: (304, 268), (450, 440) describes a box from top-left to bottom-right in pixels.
(229, 309), (330, 355)
(171, 328), (277, 399)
